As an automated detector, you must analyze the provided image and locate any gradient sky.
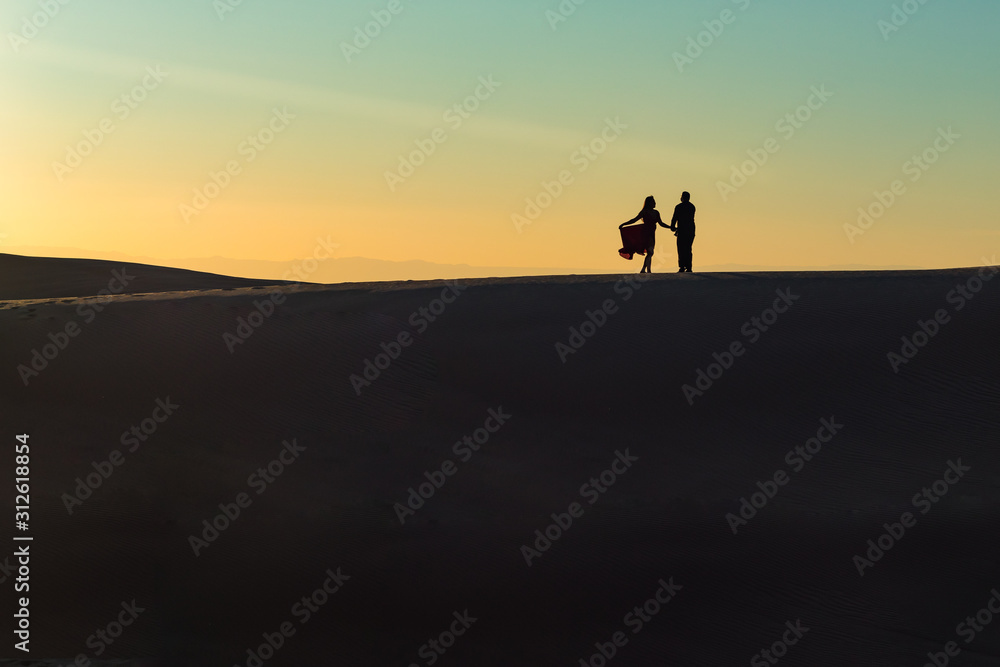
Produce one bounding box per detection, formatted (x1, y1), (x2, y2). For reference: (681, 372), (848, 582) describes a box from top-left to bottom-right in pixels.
(2, 0), (998, 274)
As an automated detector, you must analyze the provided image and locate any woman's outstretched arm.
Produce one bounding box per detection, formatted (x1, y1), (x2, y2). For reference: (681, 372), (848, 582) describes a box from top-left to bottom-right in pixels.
(619, 211), (643, 229)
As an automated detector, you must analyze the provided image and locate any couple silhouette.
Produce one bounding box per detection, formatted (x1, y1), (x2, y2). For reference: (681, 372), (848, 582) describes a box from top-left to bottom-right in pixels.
(619, 193), (696, 273)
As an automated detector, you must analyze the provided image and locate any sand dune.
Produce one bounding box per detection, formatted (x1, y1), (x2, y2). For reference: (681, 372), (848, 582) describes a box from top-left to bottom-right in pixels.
(0, 253), (295, 301)
(2, 255), (999, 665)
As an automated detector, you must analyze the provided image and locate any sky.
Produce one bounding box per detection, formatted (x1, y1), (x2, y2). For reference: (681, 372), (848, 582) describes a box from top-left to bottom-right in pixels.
(1, 0), (998, 276)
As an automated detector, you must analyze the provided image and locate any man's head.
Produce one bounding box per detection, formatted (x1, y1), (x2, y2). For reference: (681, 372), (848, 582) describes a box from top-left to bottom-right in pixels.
(680, 192), (690, 203)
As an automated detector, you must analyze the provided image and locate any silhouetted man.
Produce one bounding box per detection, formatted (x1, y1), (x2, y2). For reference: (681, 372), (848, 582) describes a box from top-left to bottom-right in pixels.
(670, 192), (696, 273)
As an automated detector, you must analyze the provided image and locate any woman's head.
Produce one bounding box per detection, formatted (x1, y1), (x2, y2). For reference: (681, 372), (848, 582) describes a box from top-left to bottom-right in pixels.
(643, 196), (656, 210)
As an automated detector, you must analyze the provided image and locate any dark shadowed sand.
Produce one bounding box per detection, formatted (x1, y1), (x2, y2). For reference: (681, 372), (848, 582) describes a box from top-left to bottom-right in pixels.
(2, 255), (999, 665)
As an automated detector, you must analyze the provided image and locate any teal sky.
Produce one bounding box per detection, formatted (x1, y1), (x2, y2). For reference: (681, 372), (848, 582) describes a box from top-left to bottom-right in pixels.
(2, 0), (998, 271)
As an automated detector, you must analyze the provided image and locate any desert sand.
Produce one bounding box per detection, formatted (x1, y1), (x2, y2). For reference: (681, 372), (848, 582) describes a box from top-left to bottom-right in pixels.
(2, 254), (999, 666)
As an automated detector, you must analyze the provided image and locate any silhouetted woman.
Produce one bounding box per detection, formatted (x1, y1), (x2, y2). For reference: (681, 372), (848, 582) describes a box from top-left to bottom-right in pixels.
(620, 196), (669, 273)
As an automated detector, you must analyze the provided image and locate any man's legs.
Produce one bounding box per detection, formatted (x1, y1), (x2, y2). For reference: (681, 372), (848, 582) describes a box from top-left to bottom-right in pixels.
(678, 234), (695, 272)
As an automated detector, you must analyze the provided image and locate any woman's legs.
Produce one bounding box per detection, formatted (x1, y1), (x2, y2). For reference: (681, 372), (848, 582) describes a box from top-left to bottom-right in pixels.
(642, 234), (655, 273)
